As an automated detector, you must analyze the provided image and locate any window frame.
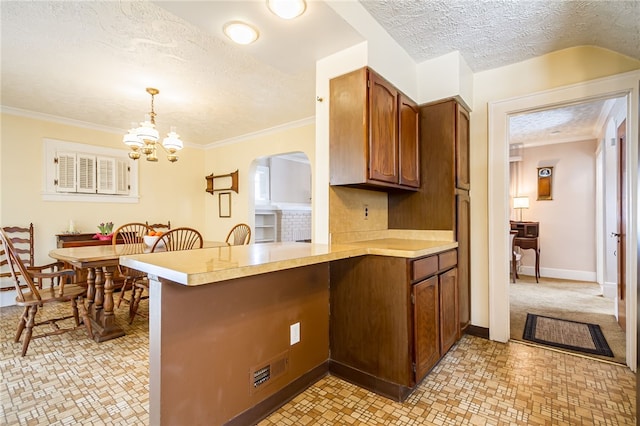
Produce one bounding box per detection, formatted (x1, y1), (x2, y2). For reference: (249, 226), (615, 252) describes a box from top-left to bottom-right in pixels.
(42, 138), (139, 203)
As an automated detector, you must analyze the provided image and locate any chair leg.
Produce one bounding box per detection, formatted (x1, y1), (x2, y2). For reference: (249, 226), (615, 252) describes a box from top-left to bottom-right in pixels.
(14, 306), (29, 343)
(116, 278), (131, 308)
(77, 295), (93, 340)
(71, 297), (80, 326)
(20, 305), (37, 356)
(129, 285), (144, 324)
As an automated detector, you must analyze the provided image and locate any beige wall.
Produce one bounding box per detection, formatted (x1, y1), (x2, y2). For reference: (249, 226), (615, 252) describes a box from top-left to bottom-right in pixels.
(516, 140), (598, 277)
(471, 45), (640, 327)
(0, 113), (206, 265)
(203, 123), (315, 242)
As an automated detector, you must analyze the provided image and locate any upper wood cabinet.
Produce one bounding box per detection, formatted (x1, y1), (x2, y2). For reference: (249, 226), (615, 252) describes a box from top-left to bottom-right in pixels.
(330, 67), (419, 191)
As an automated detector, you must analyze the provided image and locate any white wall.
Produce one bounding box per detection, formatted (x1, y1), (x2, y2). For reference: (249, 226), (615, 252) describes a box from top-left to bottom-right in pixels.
(604, 119), (619, 286)
(270, 156), (311, 204)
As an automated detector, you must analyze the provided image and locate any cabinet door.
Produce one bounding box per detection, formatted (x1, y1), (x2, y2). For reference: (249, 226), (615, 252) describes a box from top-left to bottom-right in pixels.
(456, 192), (470, 332)
(455, 104), (470, 190)
(413, 275), (440, 382)
(439, 267), (459, 354)
(368, 70), (398, 184)
(398, 94), (420, 188)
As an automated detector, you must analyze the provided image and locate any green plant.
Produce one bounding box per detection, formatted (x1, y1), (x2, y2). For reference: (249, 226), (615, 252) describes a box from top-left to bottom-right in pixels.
(97, 222), (114, 235)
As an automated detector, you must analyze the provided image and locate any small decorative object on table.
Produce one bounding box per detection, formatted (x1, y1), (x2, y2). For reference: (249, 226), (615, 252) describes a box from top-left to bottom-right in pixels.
(93, 221), (114, 241)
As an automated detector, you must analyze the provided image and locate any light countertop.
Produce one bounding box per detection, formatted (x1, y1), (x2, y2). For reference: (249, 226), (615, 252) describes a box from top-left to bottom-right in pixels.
(119, 239), (457, 286)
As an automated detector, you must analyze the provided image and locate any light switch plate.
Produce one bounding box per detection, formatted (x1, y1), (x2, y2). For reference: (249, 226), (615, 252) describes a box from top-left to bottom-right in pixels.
(290, 322), (300, 345)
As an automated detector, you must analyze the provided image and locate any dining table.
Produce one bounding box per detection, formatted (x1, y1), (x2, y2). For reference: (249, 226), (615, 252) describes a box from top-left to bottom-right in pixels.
(49, 240), (228, 342)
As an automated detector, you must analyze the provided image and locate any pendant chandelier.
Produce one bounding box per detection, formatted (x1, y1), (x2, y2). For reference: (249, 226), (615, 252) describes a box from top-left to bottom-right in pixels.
(123, 88), (183, 163)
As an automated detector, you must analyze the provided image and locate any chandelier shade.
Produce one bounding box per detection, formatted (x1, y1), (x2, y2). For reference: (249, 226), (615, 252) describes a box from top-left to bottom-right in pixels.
(123, 88), (183, 163)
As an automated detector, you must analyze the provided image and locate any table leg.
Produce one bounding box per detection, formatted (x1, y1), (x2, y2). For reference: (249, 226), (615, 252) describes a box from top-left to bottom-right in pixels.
(88, 266), (125, 342)
(535, 248), (540, 283)
(86, 267), (96, 317)
(94, 267), (104, 320)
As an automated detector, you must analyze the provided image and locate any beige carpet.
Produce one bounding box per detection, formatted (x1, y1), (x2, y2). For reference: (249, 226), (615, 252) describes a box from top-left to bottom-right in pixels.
(510, 275), (626, 364)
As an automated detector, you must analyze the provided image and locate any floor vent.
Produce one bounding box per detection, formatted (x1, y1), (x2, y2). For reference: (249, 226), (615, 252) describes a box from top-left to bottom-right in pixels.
(250, 351), (289, 394)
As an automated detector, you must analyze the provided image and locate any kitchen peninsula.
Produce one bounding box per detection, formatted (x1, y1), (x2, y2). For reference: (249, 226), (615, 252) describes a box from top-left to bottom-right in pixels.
(120, 237), (458, 425)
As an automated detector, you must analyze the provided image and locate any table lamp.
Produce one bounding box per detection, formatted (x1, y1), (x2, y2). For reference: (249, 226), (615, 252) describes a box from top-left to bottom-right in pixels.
(513, 196), (530, 221)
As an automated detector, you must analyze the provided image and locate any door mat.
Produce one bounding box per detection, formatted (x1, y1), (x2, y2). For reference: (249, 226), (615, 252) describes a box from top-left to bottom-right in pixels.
(523, 313), (613, 357)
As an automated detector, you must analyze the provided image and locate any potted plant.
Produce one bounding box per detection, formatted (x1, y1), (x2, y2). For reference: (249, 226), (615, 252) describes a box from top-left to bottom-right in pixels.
(93, 221), (114, 241)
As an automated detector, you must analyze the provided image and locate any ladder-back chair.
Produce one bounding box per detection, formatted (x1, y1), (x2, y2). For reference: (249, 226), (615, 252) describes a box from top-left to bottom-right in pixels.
(0, 228), (92, 356)
(1, 223), (61, 289)
(225, 223), (251, 246)
(129, 227), (203, 324)
(146, 220), (171, 232)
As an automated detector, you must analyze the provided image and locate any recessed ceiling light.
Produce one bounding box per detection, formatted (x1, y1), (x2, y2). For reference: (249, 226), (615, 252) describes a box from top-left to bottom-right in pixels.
(267, 0), (306, 19)
(223, 21), (259, 45)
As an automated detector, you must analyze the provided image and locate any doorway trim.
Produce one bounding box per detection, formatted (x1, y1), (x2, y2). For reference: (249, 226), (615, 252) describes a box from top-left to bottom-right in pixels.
(488, 70), (639, 370)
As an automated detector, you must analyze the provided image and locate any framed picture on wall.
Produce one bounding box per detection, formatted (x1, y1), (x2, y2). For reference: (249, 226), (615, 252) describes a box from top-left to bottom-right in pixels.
(537, 167), (553, 200)
(219, 192), (231, 218)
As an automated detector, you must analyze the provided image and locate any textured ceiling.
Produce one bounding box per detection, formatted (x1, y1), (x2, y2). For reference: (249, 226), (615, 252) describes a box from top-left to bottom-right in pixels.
(359, 0), (640, 72)
(1, 1), (637, 148)
(509, 99), (618, 147)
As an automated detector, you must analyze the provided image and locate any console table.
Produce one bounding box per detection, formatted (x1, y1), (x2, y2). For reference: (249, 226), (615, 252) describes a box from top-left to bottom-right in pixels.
(56, 233), (124, 248)
(510, 221), (540, 282)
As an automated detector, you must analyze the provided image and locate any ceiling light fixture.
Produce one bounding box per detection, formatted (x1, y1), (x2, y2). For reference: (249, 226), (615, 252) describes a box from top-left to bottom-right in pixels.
(123, 88), (183, 163)
(267, 0), (306, 19)
(223, 21), (259, 45)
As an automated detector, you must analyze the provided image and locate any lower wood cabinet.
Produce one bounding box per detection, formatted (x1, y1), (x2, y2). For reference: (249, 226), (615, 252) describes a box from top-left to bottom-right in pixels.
(329, 249), (459, 401)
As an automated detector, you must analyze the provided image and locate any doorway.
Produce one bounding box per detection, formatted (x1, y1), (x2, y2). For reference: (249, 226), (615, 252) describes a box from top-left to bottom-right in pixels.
(506, 97), (627, 363)
(487, 71), (639, 371)
(250, 152), (312, 243)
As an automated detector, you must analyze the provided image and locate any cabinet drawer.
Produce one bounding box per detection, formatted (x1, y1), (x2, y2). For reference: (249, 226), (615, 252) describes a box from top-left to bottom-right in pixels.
(438, 250), (457, 270)
(412, 255), (438, 281)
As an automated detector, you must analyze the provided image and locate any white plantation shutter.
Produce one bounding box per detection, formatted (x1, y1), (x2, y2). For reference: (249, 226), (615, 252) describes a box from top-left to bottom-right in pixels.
(77, 154), (96, 193)
(56, 152), (76, 192)
(44, 139), (137, 201)
(97, 156), (116, 194)
(115, 159), (129, 195)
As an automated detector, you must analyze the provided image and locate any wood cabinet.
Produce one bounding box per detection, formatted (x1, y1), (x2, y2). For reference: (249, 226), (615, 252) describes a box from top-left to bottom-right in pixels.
(388, 98), (471, 333)
(329, 249), (458, 402)
(329, 67), (419, 191)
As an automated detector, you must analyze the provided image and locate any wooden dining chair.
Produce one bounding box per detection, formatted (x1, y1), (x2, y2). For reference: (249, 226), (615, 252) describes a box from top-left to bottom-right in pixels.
(129, 227), (204, 324)
(112, 223), (153, 309)
(1, 223), (61, 289)
(0, 228), (92, 356)
(225, 223), (251, 246)
(145, 220), (171, 232)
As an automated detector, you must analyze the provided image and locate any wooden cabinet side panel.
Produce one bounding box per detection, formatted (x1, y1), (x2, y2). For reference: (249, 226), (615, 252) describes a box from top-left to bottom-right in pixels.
(413, 275), (440, 382)
(456, 192), (471, 331)
(456, 104), (471, 190)
(388, 100), (456, 230)
(439, 267), (459, 354)
(368, 70), (399, 184)
(330, 68), (368, 185)
(398, 94), (420, 188)
(330, 256), (412, 386)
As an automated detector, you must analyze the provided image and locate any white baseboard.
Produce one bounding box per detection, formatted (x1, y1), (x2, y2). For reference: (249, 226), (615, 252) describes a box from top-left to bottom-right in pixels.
(602, 281), (617, 299)
(519, 266), (596, 282)
(0, 290), (17, 307)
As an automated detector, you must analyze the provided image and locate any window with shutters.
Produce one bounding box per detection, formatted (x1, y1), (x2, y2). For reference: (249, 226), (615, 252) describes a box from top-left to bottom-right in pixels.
(43, 138), (139, 203)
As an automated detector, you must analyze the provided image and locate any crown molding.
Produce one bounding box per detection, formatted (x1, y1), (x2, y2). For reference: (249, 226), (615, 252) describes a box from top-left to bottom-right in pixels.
(206, 116), (315, 148)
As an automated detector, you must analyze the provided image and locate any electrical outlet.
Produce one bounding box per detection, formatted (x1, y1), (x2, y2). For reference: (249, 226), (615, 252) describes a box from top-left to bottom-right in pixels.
(364, 204), (369, 220)
(290, 322), (300, 345)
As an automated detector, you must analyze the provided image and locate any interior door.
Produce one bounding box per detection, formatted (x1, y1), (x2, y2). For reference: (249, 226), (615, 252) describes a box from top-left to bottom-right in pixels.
(617, 119), (626, 330)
